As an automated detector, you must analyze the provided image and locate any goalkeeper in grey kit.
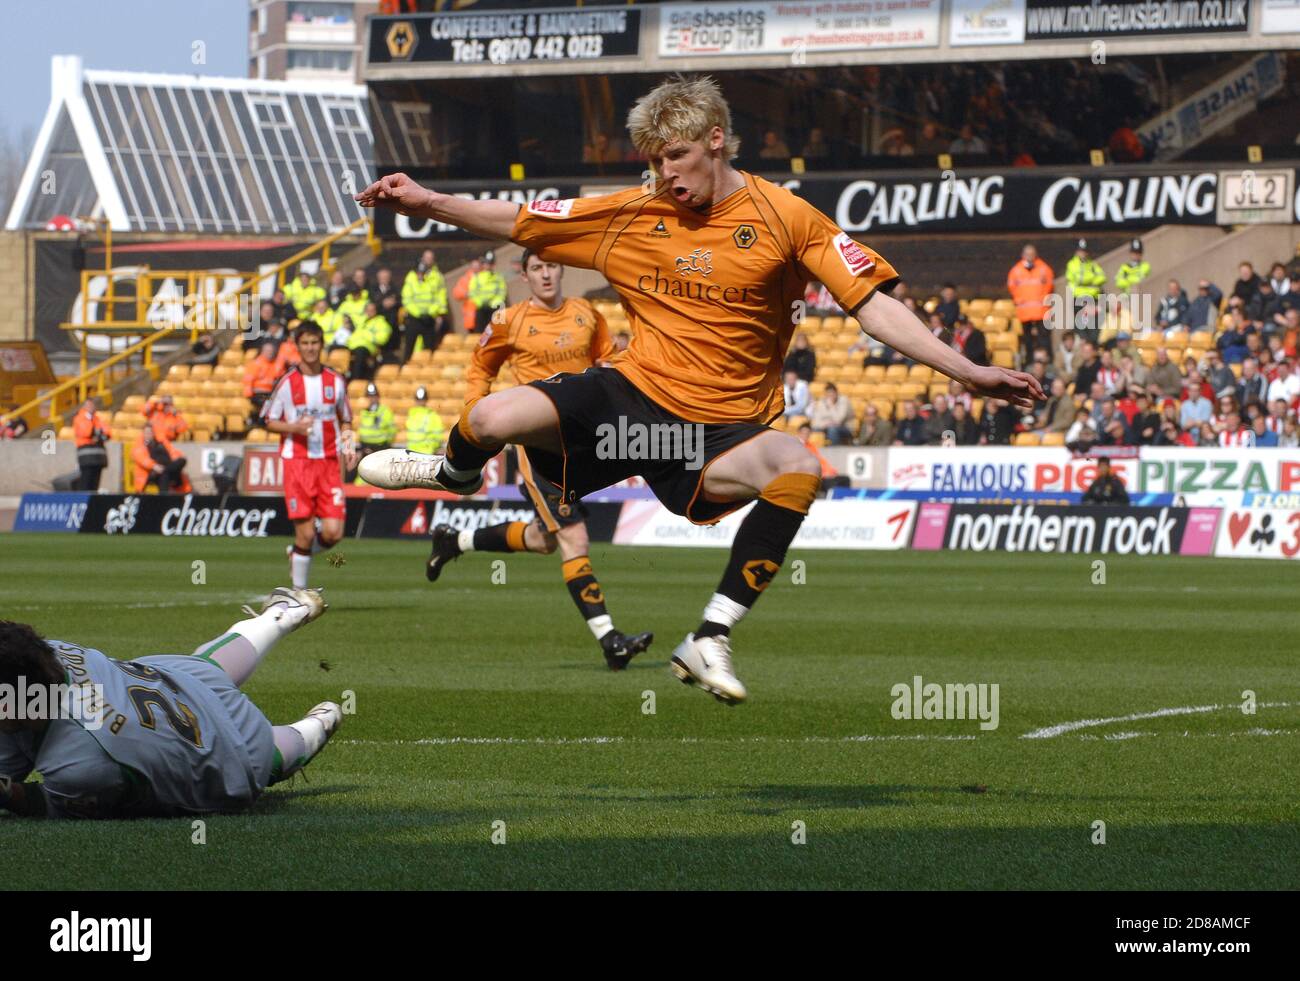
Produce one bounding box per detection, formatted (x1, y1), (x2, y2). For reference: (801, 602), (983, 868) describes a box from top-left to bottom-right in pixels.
(0, 588), (340, 819)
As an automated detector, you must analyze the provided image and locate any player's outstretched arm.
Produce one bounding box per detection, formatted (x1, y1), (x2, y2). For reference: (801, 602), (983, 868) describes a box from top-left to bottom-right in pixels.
(355, 173), (519, 240)
(854, 292), (1045, 409)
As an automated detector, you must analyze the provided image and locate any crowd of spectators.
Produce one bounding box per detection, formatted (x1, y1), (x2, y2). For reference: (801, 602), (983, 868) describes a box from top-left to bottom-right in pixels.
(228, 249), (509, 425)
(730, 58), (1167, 171)
(784, 246), (1300, 449)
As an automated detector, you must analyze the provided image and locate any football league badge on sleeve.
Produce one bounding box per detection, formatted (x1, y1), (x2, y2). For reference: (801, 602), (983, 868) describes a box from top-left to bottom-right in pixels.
(834, 232), (876, 276)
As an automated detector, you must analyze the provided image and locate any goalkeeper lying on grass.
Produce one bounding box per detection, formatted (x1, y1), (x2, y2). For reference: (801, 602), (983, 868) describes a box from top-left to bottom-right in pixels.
(0, 589), (340, 819)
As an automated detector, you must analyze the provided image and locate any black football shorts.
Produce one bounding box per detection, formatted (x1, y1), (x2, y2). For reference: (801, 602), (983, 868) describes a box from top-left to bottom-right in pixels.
(525, 366), (768, 525)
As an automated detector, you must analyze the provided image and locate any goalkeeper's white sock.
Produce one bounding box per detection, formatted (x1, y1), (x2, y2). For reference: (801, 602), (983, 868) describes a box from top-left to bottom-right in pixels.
(458, 529), (477, 552)
(197, 605), (294, 686)
(291, 550), (311, 588)
(702, 593), (748, 630)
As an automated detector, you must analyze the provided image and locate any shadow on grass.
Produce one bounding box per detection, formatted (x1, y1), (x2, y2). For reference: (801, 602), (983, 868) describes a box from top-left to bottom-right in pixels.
(9, 818), (1297, 891)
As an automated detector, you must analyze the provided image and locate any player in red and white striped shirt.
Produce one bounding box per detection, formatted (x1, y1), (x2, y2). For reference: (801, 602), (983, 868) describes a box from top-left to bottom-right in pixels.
(261, 321), (357, 587)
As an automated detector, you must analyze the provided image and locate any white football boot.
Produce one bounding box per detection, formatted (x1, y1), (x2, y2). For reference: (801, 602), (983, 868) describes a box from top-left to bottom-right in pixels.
(671, 633), (748, 705)
(304, 700), (343, 740)
(357, 448), (483, 494)
(242, 587), (327, 632)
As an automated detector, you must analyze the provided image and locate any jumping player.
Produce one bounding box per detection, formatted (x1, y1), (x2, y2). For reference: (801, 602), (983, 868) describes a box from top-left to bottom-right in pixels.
(262, 321), (357, 588)
(356, 76), (1042, 704)
(425, 248), (653, 670)
(0, 589), (340, 818)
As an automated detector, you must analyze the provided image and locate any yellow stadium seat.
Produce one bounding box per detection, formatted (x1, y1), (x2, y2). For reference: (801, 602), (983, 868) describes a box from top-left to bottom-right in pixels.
(800, 316), (822, 333)
(906, 364), (932, 382)
(992, 299), (1016, 318)
(834, 364), (862, 383)
(983, 315), (1010, 333)
(58, 426), (75, 440)
(224, 414), (247, 435)
(967, 299), (993, 318)
(1165, 329), (1189, 348)
(992, 350), (1015, 369)
(376, 364), (400, 382)
(843, 317), (859, 333)
(884, 364), (908, 382)
(408, 348), (433, 364)
(821, 316), (844, 332)
(1040, 432), (1066, 446)
(863, 365), (886, 383)
(990, 332), (1018, 351)
(923, 298), (938, 314)
(821, 348), (848, 366)
(1140, 349), (1157, 367)
(189, 365), (213, 380)
(1014, 431), (1040, 446)
(929, 384), (948, 402)
(167, 364), (190, 380)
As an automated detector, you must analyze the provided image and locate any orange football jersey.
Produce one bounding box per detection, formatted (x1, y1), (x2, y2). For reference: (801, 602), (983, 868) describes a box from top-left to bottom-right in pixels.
(510, 171), (899, 423)
(465, 296), (613, 402)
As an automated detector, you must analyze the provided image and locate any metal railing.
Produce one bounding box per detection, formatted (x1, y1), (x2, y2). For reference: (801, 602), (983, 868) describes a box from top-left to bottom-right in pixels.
(3, 216), (377, 429)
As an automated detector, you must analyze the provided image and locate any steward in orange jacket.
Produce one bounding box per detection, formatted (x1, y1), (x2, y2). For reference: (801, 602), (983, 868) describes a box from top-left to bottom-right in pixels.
(132, 422), (192, 494)
(452, 258), (482, 332)
(243, 342), (282, 400)
(72, 398), (112, 491)
(1007, 245), (1055, 355)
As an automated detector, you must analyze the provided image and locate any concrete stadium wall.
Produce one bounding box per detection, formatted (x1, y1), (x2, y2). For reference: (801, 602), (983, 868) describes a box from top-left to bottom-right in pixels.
(0, 231), (30, 341)
(0, 439), (258, 495)
(1153, 224), (1300, 297)
(0, 437), (122, 493)
(1095, 225), (1229, 290)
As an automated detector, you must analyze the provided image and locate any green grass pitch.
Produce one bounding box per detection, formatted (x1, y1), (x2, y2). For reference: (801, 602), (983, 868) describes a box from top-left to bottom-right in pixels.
(1, 532), (1297, 890)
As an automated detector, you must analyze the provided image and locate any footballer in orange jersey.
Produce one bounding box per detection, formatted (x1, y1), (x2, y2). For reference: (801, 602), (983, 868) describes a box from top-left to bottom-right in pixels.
(357, 76), (1043, 704)
(425, 249), (653, 670)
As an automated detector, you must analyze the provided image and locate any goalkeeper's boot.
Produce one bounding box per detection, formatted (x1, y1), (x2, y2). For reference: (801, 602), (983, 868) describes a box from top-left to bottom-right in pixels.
(304, 700), (343, 741)
(425, 524), (463, 583)
(599, 629), (654, 671)
(670, 632), (747, 705)
(358, 449), (483, 495)
(242, 587), (327, 632)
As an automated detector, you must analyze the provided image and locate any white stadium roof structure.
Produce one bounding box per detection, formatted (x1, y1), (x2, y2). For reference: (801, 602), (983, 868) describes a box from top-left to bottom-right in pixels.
(6, 56), (374, 235)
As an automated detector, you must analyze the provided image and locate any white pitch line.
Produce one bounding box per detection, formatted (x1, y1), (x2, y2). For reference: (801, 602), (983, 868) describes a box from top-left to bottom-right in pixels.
(340, 728), (1298, 749)
(338, 733), (979, 747)
(1021, 702), (1298, 740)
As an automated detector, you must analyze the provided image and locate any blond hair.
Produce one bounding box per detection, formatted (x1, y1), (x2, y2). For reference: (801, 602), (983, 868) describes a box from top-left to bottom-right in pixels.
(626, 75), (740, 161)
